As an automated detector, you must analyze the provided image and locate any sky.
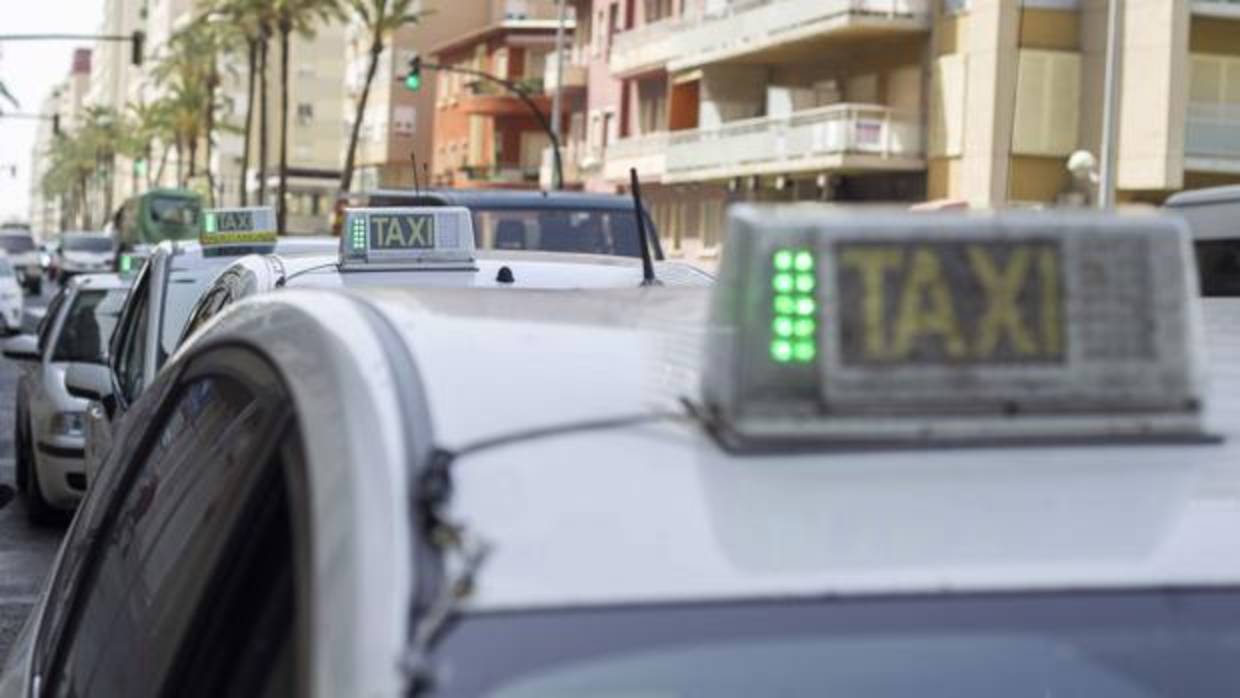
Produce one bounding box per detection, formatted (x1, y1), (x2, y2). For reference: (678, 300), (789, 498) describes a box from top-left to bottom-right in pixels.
(0, 0), (106, 225)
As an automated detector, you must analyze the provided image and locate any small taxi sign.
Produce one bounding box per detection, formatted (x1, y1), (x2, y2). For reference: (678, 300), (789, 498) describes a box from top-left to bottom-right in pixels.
(703, 206), (1209, 448)
(340, 206), (475, 269)
(201, 206), (277, 247)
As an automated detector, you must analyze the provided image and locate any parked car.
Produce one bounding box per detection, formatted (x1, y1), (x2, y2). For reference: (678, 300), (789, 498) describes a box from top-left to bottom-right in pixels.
(56, 232), (115, 284)
(0, 226), (43, 294)
(0, 253), (24, 335)
(1, 274), (130, 523)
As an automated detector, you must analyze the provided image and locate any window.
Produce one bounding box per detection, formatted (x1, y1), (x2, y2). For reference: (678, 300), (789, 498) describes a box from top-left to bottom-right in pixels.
(52, 289), (128, 364)
(113, 270), (151, 404)
(1012, 49), (1081, 156)
(295, 103), (313, 125)
(43, 371), (292, 697)
(38, 289), (69, 355)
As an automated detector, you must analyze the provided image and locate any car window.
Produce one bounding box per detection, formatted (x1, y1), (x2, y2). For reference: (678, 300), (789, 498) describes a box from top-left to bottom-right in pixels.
(38, 290), (69, 355)
(62, 236), (113, 253)
(472, 208), (643, 258)
(0, 258), (15, 277)
(45, 374), (285, 697)
(149, 197), (200, 228)
(1194, 240), (1240, 296)
(160, 272), (216, 363)
(113, 272), (151, 403)
(0, 234), (36, 254)
(51, 289), (127, 364)
(181, 284), (232, 348)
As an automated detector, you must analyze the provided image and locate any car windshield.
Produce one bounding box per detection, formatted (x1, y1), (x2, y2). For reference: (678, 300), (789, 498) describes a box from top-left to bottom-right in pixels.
(62, 235), (113, 253)
(0, 235), (36, 254)
(149, 197), (200, 231)
(52, 289), (128, 363)
(433, 591), (1240, 698)
(160, 271), (216, 362)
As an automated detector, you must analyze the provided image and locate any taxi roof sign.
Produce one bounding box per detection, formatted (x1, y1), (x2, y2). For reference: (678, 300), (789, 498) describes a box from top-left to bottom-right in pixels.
(201, 206), (277, 249)
(340, 206), (475, 269)
(702, 206), (1210, 449)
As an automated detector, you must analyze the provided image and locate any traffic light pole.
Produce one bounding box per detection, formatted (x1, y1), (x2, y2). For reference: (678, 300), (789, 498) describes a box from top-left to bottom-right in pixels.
(417, 61), (564, 190)
(0, 32), (145, 65)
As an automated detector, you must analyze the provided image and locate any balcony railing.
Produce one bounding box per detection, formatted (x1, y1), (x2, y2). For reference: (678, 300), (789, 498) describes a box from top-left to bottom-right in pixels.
(1186, 103), (1240, 166)
(609, 15), (685, 76)
(602, 131), (673, 182)
(668, 0), (931, 71)
(665, 103), (922, 181)
(1192, 0), (1240, 18)
(543, 51), (588, 92)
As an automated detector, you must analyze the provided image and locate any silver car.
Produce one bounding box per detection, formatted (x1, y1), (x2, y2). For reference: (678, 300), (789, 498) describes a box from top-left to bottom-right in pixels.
(1, 274), (129, 523)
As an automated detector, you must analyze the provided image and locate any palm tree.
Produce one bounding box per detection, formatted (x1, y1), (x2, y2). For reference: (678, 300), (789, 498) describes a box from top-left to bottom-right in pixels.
(339, 0), (426, 196)
(274, 0), (344, 232)
(206, 0), (275, 205)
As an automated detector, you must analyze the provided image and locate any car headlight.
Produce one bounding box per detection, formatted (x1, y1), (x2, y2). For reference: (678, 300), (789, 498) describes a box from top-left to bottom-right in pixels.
(49, 411), (85, 437)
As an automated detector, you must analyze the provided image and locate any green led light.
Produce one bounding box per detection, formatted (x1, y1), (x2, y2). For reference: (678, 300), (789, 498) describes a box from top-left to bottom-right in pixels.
(795, 273), (815, 293)
(794, 318), (816, 338)
(796, 296), (816, 316)
(793, 341), (816, 363)
(772, 273), (794, 293)
(773, 295), (795, 315)
(204, 212), (217, 234)
(773, 316), (794, 338)
(770, 339), (793, 363)
(794, 251), (814, 272)
(119, 255), (132, 273)
(773, 249), (794, 271)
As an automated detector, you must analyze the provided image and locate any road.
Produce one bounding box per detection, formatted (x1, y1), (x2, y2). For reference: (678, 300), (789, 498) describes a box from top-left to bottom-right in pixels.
(0, 287), (66, 663)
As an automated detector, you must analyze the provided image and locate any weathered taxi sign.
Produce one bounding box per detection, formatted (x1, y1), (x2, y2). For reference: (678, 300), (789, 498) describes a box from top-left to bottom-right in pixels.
(340, 206), (475, 269)
(702, 206), (1209, 448)
(201, 206), (277, 247)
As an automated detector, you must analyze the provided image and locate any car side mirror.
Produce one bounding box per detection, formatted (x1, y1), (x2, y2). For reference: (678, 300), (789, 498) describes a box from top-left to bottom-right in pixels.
(2, 334), (39, 362)
(65, 362), (114, 402)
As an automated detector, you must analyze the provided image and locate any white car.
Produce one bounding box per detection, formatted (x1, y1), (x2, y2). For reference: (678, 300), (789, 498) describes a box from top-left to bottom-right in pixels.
(8, 208), (1239, 696)
(0, 228), (44, 295)
(56, 232), (115, 283)
(0, 253), (25, 334)
(1, 274), (129, 523)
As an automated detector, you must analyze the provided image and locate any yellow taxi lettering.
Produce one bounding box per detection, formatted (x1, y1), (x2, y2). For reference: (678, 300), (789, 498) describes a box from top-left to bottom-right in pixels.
(968, 245), (1037, 357)
(840, 247), (904, 358)
(891, 248), (967, 359)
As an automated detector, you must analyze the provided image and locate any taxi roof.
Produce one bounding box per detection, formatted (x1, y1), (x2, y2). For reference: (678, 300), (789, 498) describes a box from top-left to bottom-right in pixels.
(348, 188), (644, 212)
(273, 249), (713, 290)
(356, 289), (1240, 609)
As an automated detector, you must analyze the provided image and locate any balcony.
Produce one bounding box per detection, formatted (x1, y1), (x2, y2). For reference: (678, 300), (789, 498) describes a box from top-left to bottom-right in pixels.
(663, 103), (923, 183)
(1193, 0), (1240, 19)
(459, 79), (551, 116)
(667, 0), (931, 72)
(543, 52), (587, 92)
(455, 164), (542, 189)
(609, 16), (684, 77)
(539, 142), (584, 188)
(603, 132), (672, 183)
(1185, 102), (1240, 174)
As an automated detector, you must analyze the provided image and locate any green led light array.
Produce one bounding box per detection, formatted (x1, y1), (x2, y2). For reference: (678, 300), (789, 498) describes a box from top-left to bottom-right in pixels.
(769, 248), (817, 364)
(350, 217), (368, 250)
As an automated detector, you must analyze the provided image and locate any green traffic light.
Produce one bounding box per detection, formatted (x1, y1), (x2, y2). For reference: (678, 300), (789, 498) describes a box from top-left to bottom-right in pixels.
(404, 74), (422, 91)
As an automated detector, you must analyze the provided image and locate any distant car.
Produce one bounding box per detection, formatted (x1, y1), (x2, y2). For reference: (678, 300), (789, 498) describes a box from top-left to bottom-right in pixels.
(332, 188), (665, 260)
(1165, 185), (1240, 296)
(0, 254), (24, 335)
(1, 274), (129, 523)
(56, 232), (115, 283)
(0, 228), (43, 294)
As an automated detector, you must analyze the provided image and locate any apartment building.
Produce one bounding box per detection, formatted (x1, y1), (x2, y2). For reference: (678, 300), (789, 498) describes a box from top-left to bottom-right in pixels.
(588, 0), (1240, 265)
(89, 0), (145, 215)
(28, 50), (94, 234)
(429, 1), (571, 188)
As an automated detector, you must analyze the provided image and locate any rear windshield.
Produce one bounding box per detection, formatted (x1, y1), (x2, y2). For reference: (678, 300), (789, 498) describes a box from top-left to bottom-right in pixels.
(366, 197), (646, 258)
(434, 591), (1240, 698)
(1195, 240), (1240, 296)
(0, 235), (36, 254)
(53, 289), (128, 363)
(62, 235), (113, 253)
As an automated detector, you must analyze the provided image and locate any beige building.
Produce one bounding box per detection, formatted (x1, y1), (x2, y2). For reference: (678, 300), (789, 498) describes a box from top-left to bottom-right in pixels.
(29, 50), (94, 235)
(595, 0), (1240, 267)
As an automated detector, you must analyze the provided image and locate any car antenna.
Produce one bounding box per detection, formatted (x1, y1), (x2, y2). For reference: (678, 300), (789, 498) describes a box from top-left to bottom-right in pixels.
(410, 151), (422, 195)
(629, 167), (660, 287)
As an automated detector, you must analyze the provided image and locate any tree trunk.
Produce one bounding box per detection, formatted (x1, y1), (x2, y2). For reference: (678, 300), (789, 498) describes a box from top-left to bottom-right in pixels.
(340, 38), (383, 197)
(176, 139), (184, 187)
(277, 21), (291, 234)
(240, 37), (258, 206)
(154, 142), (169, 187)
(205, 74), (218, 206)
(258, 32), (270, 205)
(104, 152), (114, 217)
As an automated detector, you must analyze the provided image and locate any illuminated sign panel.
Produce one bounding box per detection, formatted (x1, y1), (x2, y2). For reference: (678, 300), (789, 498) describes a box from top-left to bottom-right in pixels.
(340, 207), (474, 269)
(702, 207), (1208, 448)
(201, 206), (277, 247)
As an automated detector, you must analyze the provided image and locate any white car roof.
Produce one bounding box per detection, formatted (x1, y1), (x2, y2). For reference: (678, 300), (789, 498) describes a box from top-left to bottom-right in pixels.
(278, 250), (713, 290)
(352, 290), (1240, 610)
(66, 272), (129, 291)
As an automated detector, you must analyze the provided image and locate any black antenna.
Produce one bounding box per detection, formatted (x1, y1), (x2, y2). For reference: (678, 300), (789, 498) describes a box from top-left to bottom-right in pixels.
(410, 151), (421, 194)
(629, 167), (659, 287)
(423, 163), (431, 190)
